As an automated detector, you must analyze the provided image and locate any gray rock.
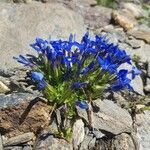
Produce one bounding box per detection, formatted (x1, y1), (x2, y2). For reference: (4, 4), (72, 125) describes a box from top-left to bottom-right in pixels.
(144, 85), (150, 93)
(72, 119), (85, 150)
(147, 62), (150, 78)
(77, 99), (133, 135)
(4, 146), (23, 150)
(120, 3), (146, 18)
(125, 38), (143, 49)
(0, 2), (85, 69)
(3, 132), (35, 146)
(88, 137), (96, 149)
(128, 29), (150, 44)
(112, 133), (136, 150)
(136, 110), (150, 150)
(0, 92), (39, 108)
(96, 133), (136, 150)
(48, 118), (58, 134)
(113, 92), (129, 108)
(92, 130), (105, 139)
(79, 134), (94, 150)
(119, 42), (150, 63)
(0, 134), (3, 150)
(22, 145), (32, 150)
(0, 69), (15, 77)
(35, 134), (73, 150)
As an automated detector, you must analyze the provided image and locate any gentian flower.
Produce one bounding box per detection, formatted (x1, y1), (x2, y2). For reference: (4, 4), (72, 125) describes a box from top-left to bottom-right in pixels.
(76, 100), (89, 109)
(13, 55), (33, 66)
(108, 69), (133, 91)
(81, 61), (95, 75)
(37, 80), (47, 90)
(130, 66), (141, 79)
(30, 38), (48, 53)
(98, 56), (117, 73)
(30, 71), (44, 82)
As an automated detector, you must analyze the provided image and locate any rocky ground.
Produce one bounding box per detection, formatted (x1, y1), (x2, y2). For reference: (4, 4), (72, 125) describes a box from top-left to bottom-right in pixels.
(0, 0), (150, 150)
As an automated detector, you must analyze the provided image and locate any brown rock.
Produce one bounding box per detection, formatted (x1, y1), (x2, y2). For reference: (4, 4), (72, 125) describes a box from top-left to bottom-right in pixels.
(0, 99), (51, 137)
(111, 11), (137, 30)
(128, 29), (150, 44)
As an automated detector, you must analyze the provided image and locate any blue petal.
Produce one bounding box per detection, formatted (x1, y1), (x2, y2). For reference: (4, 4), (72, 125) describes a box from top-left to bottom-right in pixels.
(37, 80), (47, 90)
(76, 101), (89, 109)
(30, 71), (44, 82)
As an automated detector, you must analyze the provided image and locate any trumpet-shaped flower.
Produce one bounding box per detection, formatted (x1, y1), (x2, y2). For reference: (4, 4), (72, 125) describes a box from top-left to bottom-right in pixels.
(13, 55), (33, 66)
(30, 71), (44, 82)
(76, 100), (89, 109)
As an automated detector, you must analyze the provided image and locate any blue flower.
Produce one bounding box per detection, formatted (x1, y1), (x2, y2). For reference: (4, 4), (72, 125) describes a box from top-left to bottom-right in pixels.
(30, 38), (48, 53)
(130, 66), (141, 79)
(76, 100), (89, 109)
(108, 69), (133, 91)
(98, 56), (117, 73)
(81, 61), (95, 75)
(30, 71), (44, 82)
(37, 80), (47, 90)
(13, 55), (33, 66)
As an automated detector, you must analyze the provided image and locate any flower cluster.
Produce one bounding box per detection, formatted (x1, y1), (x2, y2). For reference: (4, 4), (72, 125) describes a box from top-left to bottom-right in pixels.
(14, 33), (141, 111)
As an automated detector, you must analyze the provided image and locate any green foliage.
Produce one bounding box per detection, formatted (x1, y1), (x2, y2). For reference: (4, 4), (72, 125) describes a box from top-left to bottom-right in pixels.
(96, 0), (118, 9)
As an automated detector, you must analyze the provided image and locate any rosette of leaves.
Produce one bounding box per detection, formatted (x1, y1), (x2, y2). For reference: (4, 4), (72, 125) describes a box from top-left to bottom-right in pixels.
(14, 33), (141, 139)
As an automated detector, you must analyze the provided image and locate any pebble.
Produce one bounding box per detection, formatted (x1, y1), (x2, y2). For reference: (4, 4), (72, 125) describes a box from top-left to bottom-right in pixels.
(111, 11), (136, 30)
(0, 81), (10, 93)
(144, 85), (150, 93)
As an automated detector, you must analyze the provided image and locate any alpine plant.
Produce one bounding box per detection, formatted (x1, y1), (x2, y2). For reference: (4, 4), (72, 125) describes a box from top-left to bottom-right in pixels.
(14, 33), (141, 116)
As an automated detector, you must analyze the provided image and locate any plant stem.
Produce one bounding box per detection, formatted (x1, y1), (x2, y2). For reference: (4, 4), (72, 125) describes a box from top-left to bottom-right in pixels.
(49, 103), (57, 119)
(87, 94), (93, 130)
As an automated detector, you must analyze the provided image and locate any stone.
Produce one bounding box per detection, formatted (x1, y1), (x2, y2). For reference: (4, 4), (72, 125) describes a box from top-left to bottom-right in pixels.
(144, 85), (150, 93)
(96, 133), (136, 150)
(0, 68), (15, 77)
(111, 11), (137, 30)
(119, 42), (150, 63)
(120, 3), (145, 18)
(4, 146), (23, 150)
(0, 92), (38, 108)
(0, 2), (85, 69)
(0, 98), (51, 137)
(111, 133), (136, 150)
(77, 99), (133, 135)
(88, 137), (96, 149)
(35, 134), (73, 150)
(147, 62), (150, 78)
(136, 110), (150, 150)
(83, 6), (112, 29)
(128, 29), (150, 44)
(0, 134), (3, 150)
(0, 81), (10, 93)
(22, 145), (32, 150)
(79, 134), (94, 150)
(92, 130), (105, 139)
(72, 119), (85, 150)
(113, 92), (129, 108)
(125, 38), (143, 49)
(3, 132), (35, 146)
